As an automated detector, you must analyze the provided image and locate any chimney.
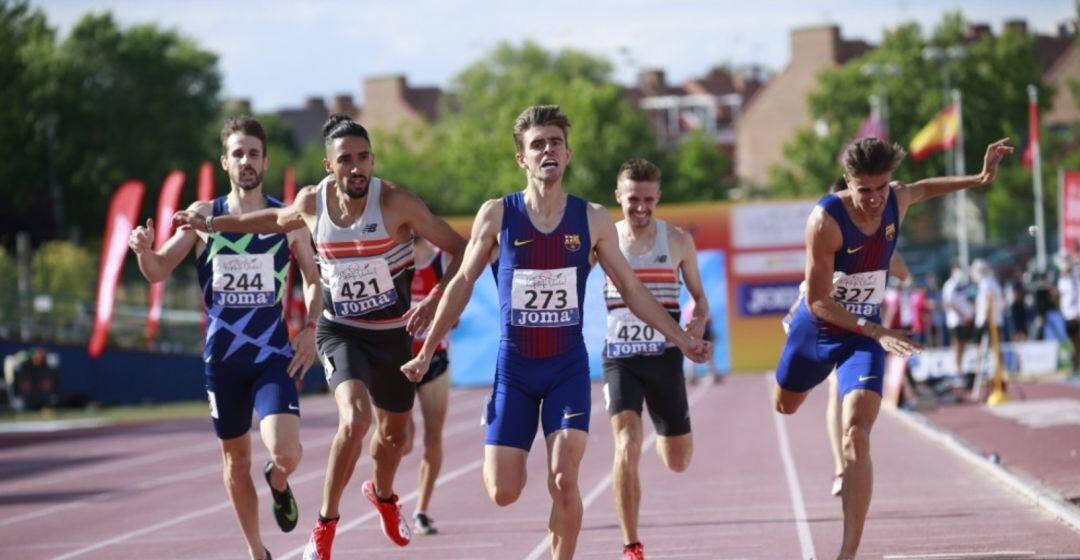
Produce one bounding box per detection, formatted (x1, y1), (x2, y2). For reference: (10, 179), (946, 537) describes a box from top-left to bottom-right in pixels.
(1004, 19), (1028, 36)
(225, 98), (252, 115)
(637, 69), (666, 96)
(304, 96), (326, 111)
(790, 25), (840, 64)
(966, 23), (992, 41)
(331, 94), (357, 116)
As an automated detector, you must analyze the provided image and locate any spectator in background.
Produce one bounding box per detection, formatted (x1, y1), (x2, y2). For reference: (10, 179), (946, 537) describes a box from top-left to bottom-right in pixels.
(1005, 271), (1029, 342)
(5, 347), (60, 411)
(942, 264), (976, 376)
(973, 259), (1006, 340)
(1028, 268), (1056, 340)
(1056, 251), (1080, 373)
(909, 281), (932, 346)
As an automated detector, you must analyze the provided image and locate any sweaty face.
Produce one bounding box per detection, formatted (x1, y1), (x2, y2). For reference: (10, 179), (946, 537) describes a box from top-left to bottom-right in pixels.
(221, 133), (266, 191)
(845, 172), (891, 218)
(616, 178), (660, 229)
(517, 125), (570, 184)
(325, 136), (374, 199)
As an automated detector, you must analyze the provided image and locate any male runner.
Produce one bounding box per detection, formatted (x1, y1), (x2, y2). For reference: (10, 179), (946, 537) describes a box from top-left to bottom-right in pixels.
(173, 114), (466, 559)
(775, 137), (1012, 560)
(602, 158), (709, 560)
(401, 105), (711, 560)
(131, 116), (321, 560)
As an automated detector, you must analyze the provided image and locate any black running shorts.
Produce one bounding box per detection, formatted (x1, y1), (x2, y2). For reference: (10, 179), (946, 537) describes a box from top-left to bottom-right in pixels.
(602, 346), (690, 437)
(315, 317), (415, 412)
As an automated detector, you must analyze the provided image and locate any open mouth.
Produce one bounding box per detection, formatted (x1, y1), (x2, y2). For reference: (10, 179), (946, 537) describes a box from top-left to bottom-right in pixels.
(540, 160), (558, 169)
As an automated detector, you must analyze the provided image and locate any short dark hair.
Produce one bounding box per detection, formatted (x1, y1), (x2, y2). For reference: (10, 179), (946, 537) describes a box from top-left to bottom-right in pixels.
(829, 176), (848, 193)
(842, 138), (906, 177)
(513, 105), (571, 153)
(220, 115), (267, 155)
(617, 158), (662, 183)
(322, 113), (371, 146)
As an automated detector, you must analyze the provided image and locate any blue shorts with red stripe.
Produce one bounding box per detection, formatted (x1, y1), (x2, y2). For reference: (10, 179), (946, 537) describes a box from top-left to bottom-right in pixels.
(775, 302), (884, 397)
(484, 343), (591, 451)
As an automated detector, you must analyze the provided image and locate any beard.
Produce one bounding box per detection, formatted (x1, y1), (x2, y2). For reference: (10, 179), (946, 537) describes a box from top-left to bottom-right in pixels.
(235, 167), (262, 191)
(340, 175), (370, 199)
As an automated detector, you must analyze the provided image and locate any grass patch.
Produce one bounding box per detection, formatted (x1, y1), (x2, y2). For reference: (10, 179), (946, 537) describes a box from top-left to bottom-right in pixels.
(0, 400), (211, 424)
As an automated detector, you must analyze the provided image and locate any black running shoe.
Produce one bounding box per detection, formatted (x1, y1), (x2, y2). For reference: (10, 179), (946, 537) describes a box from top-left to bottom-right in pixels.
(263, 460), (298, 533)
(262, 548), (272, 560)
(413, 512), (438, 535)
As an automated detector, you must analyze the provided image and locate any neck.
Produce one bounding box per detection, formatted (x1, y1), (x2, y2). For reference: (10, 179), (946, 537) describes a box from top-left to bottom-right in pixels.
(524, 181), (565, 213)
(229, 185), (265, 212)
(334, 181), (368, 216)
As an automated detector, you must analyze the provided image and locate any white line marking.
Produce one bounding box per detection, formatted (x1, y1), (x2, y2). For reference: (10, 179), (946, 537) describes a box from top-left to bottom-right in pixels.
(522, 383), (712, 560)
(883, 551), (1035, 559)
(768, 377), (816, 560)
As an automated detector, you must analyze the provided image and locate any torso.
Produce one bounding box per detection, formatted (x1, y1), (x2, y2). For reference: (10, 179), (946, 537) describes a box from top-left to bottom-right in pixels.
(314, 176), (415, 330)
(410, 247), (448, 352)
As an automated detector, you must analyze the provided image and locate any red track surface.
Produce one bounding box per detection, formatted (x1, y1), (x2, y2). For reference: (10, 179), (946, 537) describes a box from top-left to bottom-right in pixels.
(1, 374), (1077, 559)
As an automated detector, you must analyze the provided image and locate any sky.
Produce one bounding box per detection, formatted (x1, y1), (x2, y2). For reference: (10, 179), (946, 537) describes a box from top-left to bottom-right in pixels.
(33, 0), (1077, 113)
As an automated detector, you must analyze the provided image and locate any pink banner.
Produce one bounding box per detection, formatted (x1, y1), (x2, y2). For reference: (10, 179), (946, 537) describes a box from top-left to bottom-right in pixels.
(146, 171), (186, 344)
(88, 180), (146, 358)
(197, 161), (215, 202)
(1063, 171), (1080, 254)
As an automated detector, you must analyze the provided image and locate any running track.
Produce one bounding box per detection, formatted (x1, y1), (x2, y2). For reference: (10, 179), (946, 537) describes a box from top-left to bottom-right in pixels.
(1, 374), (1077, 559)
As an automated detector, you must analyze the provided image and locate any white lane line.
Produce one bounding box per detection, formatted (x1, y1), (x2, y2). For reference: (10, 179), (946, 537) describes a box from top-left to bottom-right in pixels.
(768, 377), (816, 560)
(278, 458), (485, 560)
(523, 382), (712, 560)
(883, 551), (1036, 559)
(47, 407), (485, 560)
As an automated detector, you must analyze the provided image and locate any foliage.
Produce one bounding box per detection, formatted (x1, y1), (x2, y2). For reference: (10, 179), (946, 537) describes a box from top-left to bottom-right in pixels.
(30, 241), (96, 321)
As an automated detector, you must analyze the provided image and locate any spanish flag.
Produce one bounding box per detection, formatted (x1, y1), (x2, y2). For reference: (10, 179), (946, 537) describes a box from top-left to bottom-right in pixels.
(909, 103), (959, 161)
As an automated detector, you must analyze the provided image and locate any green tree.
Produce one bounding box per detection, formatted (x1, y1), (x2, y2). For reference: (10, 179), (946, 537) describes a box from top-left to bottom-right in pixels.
(373, 41), (665, 214)
(666, 130), (733, 201)
(31, 241), (95, 322)
(769, 13), (1047, 242)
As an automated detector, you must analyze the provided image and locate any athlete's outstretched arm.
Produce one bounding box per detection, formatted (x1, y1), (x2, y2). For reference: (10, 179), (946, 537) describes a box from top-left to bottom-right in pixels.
(390, 185), (468, 336)
(896, 138), (1013, 212)
(129, 201), (207, 283)
(591, 204), (710, 363)
(804, 208), (920, 357)
(672, 224), (709, 339)
(889, 251), (910, 282)
(171, 187), (316, 234)
(401, 199), (502, 382)
(286, 225), (323, 379)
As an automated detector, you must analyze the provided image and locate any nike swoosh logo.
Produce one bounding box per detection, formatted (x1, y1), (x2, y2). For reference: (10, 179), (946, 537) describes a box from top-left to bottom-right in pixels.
(563, 412), (585, 420)
(846, 246), (864, 254)
(288, 404), (299, 411)
(277, 497), (298, 523)
(258, 233), (277, 240)
(858, 375), (877, 382)
(513, 239), (533, 247)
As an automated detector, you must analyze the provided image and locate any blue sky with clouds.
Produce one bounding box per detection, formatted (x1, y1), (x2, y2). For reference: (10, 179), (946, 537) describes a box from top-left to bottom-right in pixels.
(33, 0), (1076, 112)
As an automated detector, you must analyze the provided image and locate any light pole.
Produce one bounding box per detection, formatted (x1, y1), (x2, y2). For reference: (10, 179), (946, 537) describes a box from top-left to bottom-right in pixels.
(860, 63), (898, 137)
(923, 45), (970, 268)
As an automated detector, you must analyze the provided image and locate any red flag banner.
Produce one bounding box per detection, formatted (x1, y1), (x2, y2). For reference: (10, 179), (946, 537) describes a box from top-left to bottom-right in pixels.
(909, 103), (959, 162)
(197, 161), (215, 202)
(146, 171), (186, 344)
(284, 166), (296, 204)
(88, 180), (146, 358)
(1022, 97), (1040, 169)
(1063, 171), (1080, 254)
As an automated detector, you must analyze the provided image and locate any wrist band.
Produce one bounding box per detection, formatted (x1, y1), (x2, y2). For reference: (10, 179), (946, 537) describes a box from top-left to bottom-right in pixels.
(205, 215), (215, 234)
(305, 320), (317, 331)
(853, 317), (867, 335)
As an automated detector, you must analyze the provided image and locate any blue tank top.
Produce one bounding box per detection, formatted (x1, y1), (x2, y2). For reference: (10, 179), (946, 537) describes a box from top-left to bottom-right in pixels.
(196, 196), (292, 364)
(814, 188), (899, 323)
(492, 192), (591, 358)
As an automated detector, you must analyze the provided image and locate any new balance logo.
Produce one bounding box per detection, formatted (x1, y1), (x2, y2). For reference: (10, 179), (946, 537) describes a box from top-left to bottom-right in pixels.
(363, 223), (378, 233)
(656, 255), (667, 263)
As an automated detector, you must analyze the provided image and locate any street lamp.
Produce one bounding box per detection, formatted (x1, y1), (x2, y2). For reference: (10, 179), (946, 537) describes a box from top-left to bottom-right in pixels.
(860, 63), (898, 137)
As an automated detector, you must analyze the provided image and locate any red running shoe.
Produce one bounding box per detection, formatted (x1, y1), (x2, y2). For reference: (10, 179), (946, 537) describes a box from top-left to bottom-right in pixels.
(623, 542), (645, 560)
(362, 480), (412, 546)
(302, 517), (337, 560)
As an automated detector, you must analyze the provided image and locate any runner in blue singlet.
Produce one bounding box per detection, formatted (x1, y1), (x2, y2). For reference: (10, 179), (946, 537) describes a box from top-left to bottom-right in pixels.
(774, 137), (1013, 560)
(400, 105), (711, 560)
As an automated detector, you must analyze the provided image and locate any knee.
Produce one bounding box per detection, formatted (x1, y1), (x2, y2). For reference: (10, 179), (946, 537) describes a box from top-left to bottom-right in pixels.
(774, 398), (801, 415)
(270, 445), (302, 476)
(378, 422), (409, 450)
(339, 410), (371, 442)
(660, 448), (691, 473)
(842, 424), (871, 463)
(614, 436), (641, 466)
(547, 471), (580, 505)
(487, 481), (522, 507)
(422, 430), (443, 454)
(222, 450), (251, 478)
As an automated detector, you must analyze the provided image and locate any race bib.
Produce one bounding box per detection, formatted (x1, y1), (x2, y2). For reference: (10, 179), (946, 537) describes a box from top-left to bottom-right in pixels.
(510, 267), (579, 327)
(606, 307), (665, 357)
(212, 254), (275, 307)
(830, 270), (886, 317)
(327, 258), (397, 317)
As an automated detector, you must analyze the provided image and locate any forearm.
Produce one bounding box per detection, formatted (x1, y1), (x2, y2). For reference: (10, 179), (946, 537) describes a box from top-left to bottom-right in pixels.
(302, 281), (323, 324)
(212, 208), (295, 234)
(911, 172), (990, 200)
(808, 297), (880, 337)
(692, 296), (710, 319)
(135, 251), (171, 284)
(418, 275), (472, 357)
(624, 284), (688, 344)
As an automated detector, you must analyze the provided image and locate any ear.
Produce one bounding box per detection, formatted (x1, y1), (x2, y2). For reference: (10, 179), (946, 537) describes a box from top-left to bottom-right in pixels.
(323, 158), (331, 174)
(565, 145), (572, 163)
(220, 154), (227, 171)
(515, 151), (526, 169)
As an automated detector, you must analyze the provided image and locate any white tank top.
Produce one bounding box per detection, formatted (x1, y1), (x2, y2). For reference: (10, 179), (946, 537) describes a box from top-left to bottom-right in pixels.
(314, 176), (414, 330)
(603, 220), (682, 356)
